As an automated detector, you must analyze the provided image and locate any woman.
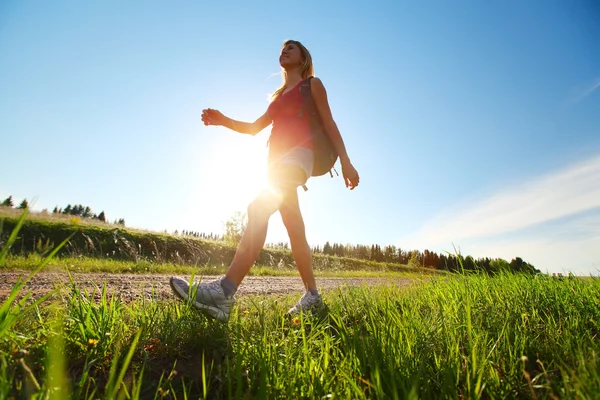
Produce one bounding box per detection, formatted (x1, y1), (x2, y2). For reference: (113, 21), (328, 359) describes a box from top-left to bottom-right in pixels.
(169, 40), (360, 321)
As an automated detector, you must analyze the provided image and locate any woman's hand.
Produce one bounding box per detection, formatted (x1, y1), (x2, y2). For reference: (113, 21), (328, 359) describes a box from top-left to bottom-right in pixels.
(201, 108), (226, 126)
(341, 161), (360, 190)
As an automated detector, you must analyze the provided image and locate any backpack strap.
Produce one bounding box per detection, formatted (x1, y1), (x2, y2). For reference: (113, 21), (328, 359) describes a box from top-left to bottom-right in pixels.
(299, 77), (314, 192)
(300, 76), (313, 95)
(299, 76), (316, 119)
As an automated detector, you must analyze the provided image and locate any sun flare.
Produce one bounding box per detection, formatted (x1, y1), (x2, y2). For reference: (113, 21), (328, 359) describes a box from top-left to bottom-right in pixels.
(198, 135), (269, 217)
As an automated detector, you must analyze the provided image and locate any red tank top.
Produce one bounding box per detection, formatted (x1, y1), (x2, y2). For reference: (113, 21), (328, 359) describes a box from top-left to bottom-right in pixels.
(267, 80), (313, 160)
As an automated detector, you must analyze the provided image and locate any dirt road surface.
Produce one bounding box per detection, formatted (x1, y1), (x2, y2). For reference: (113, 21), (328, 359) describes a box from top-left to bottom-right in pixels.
(0, 272), (414, 302)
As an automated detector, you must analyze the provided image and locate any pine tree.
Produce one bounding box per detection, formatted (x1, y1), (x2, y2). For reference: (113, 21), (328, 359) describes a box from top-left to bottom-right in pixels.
(17, 199), (29, 209)
(1, 196), (14, 207)
(97, 211), (106, 222)
(83, 206), (92, 218)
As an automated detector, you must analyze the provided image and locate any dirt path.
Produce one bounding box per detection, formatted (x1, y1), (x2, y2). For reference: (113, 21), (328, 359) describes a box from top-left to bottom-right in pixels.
(0, 272), (414, 302)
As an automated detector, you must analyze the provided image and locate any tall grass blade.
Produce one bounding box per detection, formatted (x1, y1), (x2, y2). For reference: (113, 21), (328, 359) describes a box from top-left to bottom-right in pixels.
(106, 328), (142, 399)
(0, 207), (29, 266)
(46, 318), (70, 400)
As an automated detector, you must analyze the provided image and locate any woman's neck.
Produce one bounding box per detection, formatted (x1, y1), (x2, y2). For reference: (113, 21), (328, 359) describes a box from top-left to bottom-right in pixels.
(285, 69), (303, 88)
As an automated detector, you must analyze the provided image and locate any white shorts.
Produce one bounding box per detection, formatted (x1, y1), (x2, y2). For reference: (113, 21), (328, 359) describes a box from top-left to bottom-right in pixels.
(268, 147), (314, 188)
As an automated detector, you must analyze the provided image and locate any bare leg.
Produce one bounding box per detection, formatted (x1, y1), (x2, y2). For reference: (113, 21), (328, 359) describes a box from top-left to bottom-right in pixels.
(225, 189), (281, 286)
(279, 186), (317, 291)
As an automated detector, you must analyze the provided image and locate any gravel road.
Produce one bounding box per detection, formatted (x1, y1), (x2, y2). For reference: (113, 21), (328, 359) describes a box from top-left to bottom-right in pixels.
(0, 272), (414, 302)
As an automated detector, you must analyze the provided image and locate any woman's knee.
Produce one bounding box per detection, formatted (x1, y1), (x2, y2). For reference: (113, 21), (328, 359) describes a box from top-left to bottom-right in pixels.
(247, 200), (265, 222)
(247, 191), (280, 221)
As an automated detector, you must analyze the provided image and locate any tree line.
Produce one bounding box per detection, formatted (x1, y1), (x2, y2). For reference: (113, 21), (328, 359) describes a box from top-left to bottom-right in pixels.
(1, 196), (125, 226)
(174, 230), (223, 241)
(309, 241), (537, 274)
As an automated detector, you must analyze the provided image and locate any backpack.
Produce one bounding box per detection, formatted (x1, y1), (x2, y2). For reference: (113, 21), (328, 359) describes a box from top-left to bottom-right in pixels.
(299, 76), (339, 178)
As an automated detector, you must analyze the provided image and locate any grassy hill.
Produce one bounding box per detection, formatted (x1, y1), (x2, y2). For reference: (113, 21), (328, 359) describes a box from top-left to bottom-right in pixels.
(0, 207), (428, 274)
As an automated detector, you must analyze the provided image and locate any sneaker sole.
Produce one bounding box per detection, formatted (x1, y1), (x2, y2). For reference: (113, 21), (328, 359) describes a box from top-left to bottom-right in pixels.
(169, 278), (229, 322)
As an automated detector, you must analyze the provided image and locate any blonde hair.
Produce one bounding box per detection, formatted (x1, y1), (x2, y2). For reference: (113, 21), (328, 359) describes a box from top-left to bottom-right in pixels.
(271, 40), (314, 101)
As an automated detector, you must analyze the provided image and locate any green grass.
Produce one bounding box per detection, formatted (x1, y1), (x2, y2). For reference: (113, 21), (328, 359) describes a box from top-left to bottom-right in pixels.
(2, 254), (432, 278)
(1, 271), (599, 399)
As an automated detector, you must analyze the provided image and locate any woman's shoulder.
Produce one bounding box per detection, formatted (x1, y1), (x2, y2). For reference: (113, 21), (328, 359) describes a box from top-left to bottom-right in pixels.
(308, 76), (327, 94)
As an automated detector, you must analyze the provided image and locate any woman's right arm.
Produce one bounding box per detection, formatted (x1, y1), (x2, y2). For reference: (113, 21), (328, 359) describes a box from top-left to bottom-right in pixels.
(202, 109), (271, 136)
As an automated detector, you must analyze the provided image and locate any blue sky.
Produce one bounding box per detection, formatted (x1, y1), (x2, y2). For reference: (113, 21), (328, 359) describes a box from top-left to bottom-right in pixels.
(1, 0), (599, 274)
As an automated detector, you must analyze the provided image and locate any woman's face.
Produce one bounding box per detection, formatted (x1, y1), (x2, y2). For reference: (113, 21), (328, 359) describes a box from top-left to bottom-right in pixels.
(279, 42), (303, 69)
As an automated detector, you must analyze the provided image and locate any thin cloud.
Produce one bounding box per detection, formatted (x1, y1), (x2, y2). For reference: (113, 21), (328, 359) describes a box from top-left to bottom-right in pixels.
(406, 153), (600, 249)
(564, 76), (600, 108)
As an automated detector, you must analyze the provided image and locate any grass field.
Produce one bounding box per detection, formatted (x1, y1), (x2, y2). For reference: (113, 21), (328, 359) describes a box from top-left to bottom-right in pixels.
(1, 269), (599, 399)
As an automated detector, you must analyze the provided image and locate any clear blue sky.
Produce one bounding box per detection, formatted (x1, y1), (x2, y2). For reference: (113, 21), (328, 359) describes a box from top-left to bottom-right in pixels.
(1, 0), (599, 274)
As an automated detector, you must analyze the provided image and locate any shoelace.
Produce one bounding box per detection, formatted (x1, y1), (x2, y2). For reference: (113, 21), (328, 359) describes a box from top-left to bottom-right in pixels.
(193, 278), (221, 292)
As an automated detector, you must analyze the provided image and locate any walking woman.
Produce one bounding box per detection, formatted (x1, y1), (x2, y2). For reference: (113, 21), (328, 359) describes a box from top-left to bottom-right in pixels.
(169, 40), (360, 321)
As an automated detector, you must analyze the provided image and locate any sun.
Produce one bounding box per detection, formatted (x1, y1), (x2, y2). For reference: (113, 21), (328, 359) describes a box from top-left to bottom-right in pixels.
(199, 134), (269, 216)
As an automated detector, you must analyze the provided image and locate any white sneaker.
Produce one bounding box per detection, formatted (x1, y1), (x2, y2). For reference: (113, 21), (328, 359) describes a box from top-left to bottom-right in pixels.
(287, 291), (324, 316)
(169, 276), (234, 322)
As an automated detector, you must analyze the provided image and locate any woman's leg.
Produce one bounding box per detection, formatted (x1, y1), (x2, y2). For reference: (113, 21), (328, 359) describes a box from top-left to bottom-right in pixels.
(277, 171), (324, 315)
(225, 189), (282, 286)
(278, 176), (317, 292)
(280, 189), (317, 291)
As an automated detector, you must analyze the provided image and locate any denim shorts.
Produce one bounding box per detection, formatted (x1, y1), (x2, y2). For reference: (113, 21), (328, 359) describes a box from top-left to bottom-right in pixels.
(268, 147), (314, 188)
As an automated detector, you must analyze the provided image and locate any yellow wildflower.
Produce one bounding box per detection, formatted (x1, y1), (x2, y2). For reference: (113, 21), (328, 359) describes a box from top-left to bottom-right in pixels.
(88, 338), (99, 347)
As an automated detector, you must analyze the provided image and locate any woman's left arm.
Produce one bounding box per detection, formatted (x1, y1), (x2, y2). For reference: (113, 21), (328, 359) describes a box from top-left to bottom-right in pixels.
(311, 77), (360, 189)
